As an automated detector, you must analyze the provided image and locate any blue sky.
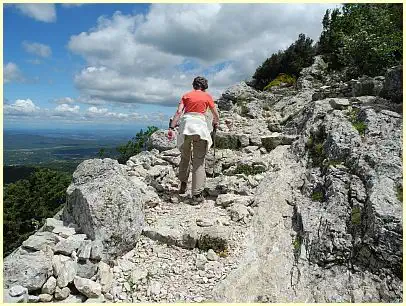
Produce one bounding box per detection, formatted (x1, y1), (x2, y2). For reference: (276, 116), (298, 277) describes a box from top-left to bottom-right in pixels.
(4, 3), (336, 131)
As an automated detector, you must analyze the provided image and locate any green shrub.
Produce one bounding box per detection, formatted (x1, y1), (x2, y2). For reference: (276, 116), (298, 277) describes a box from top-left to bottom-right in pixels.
(351, 207), (361, 225)
(347, 108), (367, 136)
(396, 185), (403, 202)
(307, 134), (326, 167)
(311, 191), (324, 202)
(264, 74), (296, 91)
(293, 237), (301, 251)
(234, 164), (264, 176)
(352, 121), (367, 135)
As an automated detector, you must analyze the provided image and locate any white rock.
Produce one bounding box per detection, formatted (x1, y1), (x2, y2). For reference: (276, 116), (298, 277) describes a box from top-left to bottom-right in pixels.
(58, 294), (87, 303)
(196, 218), (214, 227)
(77, 241), (92, 261)
(56, 260), (77, 288)
(216, 193), (239, 207)
(39, 293), (53, 302)
(28, 295), (40, 303)
(228, 204), (250, 221)
(123, 282), (131, 292)
(42, 276), (57, 294)
(148, 281), (161, 297)
(9, 285), (27, 297)
(53, 254), (71, 277)
(118, 258), (135, 272)
(98, 261), (113, 293)
(73, 276), (102, 298)
(44, 218), (64, 232)
(206, 249), (219, 261)
(196, 254), (207, 270)
(54, 287), (70, 300)
(131, 268), (148, 283)
(52, 226), (76, 238)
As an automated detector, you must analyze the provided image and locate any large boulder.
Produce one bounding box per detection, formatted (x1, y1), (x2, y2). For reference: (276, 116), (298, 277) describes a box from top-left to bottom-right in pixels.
(297, 55), (327, 89)
(380, 65), (402, 104)
(4, 247), (53, 292)
(63, 158), (151, 260)
(147, 129), (176, 152)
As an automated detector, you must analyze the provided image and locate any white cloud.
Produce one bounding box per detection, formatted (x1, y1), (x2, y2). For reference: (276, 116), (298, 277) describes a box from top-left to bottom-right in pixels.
(22, 41), (52, 58)
(61, 4), (84, 8)
(4, 99), (40, 116)
(54, 104), (80, 114)
(26, 59), (42, 65)
(53, 97), (75, 104)
(87, 106), (108, 115)
(15, 4), (56, 23)
(4, 62), (25, 83)
(69, 4), (337, 107)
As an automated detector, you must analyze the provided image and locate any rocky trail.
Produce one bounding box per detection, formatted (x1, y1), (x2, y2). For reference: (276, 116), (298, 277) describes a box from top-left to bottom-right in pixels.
(3, 57), (402, 303)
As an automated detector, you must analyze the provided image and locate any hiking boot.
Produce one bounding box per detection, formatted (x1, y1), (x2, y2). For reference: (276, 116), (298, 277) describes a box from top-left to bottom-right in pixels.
(190, 193), (205, 205)
(179, 182), (187, 194)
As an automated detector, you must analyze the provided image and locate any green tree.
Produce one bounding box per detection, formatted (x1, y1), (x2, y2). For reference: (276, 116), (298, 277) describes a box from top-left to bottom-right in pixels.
(3, 168), (71, 256)
(116, 126), (159, 164)
(318, 4), (403, 78)
(253, 33), (316, 90)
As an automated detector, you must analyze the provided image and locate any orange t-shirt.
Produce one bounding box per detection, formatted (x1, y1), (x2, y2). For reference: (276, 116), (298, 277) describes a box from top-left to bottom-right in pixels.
(181, 90), (215, 114)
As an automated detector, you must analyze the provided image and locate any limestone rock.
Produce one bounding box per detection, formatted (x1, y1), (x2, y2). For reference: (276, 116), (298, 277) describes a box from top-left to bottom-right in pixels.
(77, 240), (92, 261)
(98, 261), (114, 293)
(74, 276), (102, 298)
(215, 193), (239, 208)
(56, 259), (77, 288)
(42, 276), (57, 294)
(39, 293), (53, 302)
(22, 232), (60, 251)
(227, 204), (250, 221)
(196, 254), (208, 270)
(4, 248), (53, 291)
(53, 234), (87, 256)
(58, 294), (87, 303)
(380, 65), (402, 103)
(54, 287), (70, 300)
(147, 129), (177, 152)
(130, 267), (148, 284)
(4, 288), (27, 303)
(329, 98), (350, 110)
(28, 295), (40, 303)
(43, 218), (64, 232)
(76, 260), (98, 279)
(64, 158), (148, 260)
(52, 254), (71, 277)
(206, 249), (219, 261)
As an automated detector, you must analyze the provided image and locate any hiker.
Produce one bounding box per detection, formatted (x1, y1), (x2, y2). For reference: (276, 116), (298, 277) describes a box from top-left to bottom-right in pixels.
(167, 76), (220, 203)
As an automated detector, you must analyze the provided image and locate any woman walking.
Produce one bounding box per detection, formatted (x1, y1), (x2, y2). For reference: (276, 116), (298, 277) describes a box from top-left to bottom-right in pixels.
(168, 76), (220, 203)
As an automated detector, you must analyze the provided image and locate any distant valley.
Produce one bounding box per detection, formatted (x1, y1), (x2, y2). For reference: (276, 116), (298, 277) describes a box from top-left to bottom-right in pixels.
(3, 128), (145, 179)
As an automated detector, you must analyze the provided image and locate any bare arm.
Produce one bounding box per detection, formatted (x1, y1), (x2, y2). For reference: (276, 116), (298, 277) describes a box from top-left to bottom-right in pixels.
(210, 105), (220, 126)
(170, 101), (184, 129)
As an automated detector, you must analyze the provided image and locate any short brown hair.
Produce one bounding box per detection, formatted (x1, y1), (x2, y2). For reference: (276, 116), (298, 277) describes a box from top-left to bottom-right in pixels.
(192, 76), (208, 90)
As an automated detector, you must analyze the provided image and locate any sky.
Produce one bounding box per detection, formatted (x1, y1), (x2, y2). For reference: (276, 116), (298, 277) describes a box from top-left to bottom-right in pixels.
(4, 3), (338, 131)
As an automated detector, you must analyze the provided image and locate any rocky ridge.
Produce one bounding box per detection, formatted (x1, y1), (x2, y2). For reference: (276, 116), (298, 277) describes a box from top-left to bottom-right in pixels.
(3, 57), (402, 303)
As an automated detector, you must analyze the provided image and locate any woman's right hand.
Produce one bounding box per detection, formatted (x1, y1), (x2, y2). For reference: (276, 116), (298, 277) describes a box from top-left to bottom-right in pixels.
(167, 129), (175, 141)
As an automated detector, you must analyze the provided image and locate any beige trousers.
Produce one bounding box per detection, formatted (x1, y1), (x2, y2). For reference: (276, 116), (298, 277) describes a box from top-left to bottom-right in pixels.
(178, 135), (207, 195)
